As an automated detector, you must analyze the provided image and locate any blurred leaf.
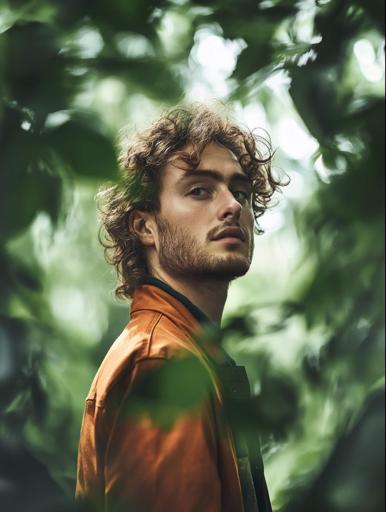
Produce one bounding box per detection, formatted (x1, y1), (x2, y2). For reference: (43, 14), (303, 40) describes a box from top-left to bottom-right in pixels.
(254, 373), (300, 439)
(0, 437), (70, 512)
(0, 316), (28, 410)
(285, 389), (385, 512)
(8, 258), (42, 292)
(313, 1), (365, 67)
(46, 117), (117, 179)
(233, 37), (276, 80)
(222, 308), (257, 338)
(191, 0), (297, 19)
(3, 21), (74, 120)
(56, 0), (168, 39)
(0, 148), (63, 240)
(119, 355), (212, 430)
(352, 0), (386, 34)
(289, 67), (351, 144)
(343, 97), (385, 157)
(0, 106), (60, 239)
(86, 55), (183, 101)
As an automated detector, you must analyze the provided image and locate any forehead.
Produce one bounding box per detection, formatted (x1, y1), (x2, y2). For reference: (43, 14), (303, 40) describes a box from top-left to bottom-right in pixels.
(163, 142), (244, 185)
(195, 143), (241, 171)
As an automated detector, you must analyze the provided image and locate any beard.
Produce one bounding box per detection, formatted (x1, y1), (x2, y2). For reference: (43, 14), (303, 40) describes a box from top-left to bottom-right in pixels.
(154, 216), (254, 281)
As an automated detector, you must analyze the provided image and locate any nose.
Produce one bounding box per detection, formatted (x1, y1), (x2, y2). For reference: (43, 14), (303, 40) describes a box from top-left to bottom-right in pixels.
(218, 189), (242, 222)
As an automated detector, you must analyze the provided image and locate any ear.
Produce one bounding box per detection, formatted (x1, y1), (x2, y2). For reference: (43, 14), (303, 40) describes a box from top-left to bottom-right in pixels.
(129, 210), (156, 247)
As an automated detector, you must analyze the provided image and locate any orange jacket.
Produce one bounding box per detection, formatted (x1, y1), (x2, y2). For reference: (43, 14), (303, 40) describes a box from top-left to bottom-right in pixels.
(76, 280), (269, 511)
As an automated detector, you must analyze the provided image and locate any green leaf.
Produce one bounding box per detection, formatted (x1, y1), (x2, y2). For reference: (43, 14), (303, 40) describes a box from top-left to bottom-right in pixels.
(46, 118), (118, 179)
(352, 0), (385, 34)
(0, 107), (61, 239)
(0, 157), (63, 240)
(3, 21), (74, 118)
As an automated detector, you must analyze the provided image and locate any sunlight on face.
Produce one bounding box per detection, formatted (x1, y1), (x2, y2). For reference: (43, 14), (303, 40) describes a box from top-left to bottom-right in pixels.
(154, 143), (255, 281)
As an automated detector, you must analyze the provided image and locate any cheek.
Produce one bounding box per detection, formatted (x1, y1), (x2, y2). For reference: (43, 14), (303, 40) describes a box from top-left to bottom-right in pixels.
(242, 207), (254, 227)
(161, 200), (211, 242)
(160, 195), (209, 224)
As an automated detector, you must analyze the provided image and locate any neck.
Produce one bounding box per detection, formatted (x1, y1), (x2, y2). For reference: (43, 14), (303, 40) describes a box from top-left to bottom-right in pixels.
(150, 269), (229, 326)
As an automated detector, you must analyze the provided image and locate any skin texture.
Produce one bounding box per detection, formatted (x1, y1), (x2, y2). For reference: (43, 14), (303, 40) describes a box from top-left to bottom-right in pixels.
(131, 143), (255, 325)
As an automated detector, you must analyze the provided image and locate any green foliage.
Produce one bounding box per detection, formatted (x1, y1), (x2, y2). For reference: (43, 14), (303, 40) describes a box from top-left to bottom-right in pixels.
(0, 0), (384, 511)
(118, 355), (213, 431)
(46, 116), (117, 179)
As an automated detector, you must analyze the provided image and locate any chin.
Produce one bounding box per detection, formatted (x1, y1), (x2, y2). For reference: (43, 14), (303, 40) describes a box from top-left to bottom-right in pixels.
(209, 255), (251, 280)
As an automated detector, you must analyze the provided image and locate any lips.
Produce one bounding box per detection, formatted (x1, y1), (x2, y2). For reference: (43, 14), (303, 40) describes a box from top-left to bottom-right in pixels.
(212, 227), (245, 242)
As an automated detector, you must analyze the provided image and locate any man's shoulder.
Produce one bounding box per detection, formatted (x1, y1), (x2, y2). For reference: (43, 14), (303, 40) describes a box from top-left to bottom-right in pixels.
(85, 310), (202, 405)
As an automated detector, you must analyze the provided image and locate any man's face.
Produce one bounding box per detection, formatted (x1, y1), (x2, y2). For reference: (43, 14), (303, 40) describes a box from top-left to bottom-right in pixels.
(152, 143), (255, 281)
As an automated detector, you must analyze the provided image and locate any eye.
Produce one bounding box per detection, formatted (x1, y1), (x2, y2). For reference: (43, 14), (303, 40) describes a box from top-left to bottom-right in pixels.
(233, 190), (250, 202)
(188, 187), (210, 198)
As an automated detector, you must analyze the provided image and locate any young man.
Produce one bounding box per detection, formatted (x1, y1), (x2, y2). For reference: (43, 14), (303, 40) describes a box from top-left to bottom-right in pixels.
(76, 105), (283, 511)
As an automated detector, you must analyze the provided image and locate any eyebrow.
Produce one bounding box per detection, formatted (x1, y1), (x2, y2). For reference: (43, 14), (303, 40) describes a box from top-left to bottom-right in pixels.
(176, 168), (252, 189)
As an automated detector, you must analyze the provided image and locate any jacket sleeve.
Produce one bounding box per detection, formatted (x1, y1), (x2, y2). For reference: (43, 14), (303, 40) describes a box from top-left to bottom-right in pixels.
(76, 398), (106, 508)
(77, 356), (223, 512)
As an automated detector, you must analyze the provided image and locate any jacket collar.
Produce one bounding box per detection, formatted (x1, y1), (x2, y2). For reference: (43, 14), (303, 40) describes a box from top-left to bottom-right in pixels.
(143, 277), (214, 326)
(130, 277), (236, 367)
(130, 277), (215, 335)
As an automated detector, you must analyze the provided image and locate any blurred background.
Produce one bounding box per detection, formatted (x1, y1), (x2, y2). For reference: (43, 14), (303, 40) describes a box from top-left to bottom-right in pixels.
(0, 0), (384, 511)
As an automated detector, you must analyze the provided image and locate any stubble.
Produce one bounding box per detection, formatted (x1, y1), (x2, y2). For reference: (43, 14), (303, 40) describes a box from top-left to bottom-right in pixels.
(154, 216), (254, 281)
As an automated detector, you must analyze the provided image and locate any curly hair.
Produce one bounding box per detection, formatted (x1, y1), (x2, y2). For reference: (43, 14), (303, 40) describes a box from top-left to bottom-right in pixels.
(99, 104), (286, 300)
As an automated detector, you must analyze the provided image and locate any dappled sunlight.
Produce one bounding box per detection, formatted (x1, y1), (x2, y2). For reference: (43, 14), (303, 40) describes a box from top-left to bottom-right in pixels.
(354, 38), (385, 83)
